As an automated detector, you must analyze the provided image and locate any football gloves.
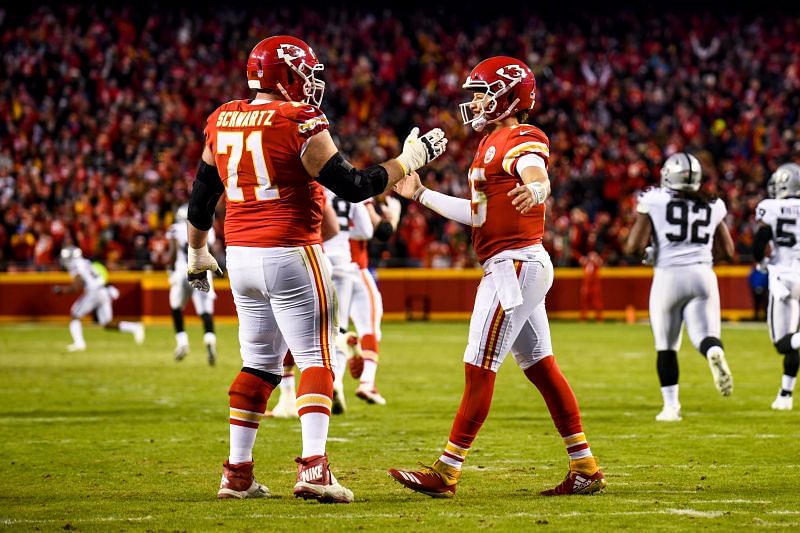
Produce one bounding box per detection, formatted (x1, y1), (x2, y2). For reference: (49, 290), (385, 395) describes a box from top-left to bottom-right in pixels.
(396, 127), (447, 175)
(187, 246), (223, 292)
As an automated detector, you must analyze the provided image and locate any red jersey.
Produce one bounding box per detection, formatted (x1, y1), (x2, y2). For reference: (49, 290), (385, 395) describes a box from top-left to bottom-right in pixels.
(468, 124), (550, 263)
(204, 99), (329, 247)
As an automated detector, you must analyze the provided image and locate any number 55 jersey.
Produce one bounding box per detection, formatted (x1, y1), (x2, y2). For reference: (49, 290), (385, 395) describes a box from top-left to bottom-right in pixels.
(636, 187), (727, 268)
(756, 197), (800, 269)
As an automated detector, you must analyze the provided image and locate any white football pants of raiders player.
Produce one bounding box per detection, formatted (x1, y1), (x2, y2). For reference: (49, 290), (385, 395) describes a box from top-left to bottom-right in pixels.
(464, 245), (555, 372)
(351, 268), (383, 344)
(648, 265), (721, 352)
(226, 245), (337, 376)
(71, 286), (118, 326)
(767, 266), (800, 344)
(169, 270), (215, 315)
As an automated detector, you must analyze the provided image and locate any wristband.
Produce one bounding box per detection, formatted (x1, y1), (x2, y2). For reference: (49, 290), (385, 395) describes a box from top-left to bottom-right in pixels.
(412, 186), (428, 202)
(526, 182), (548, 204)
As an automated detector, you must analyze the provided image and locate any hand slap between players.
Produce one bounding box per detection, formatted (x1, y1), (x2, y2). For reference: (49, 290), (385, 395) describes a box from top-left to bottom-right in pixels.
(187, 246), (223, 292)
(396, 127), (448, 175)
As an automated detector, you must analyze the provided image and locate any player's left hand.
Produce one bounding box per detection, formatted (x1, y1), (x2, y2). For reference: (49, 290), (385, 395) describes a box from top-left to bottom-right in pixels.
(508, 181), (547, 214)
(187, 246), (223, 292)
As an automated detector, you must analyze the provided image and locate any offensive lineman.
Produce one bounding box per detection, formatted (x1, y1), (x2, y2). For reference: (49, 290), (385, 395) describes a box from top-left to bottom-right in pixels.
(626, 153), (735, 422)
(54, 246), (145, 351)
(166, 204), (218, 365)
(753, 163), (800, 410)
(389, 56), (606, 497)
(185, 35), (446, 503)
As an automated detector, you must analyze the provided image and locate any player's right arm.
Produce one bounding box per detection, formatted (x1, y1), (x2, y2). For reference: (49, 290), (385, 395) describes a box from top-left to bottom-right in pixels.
(624, 190), (654, 256)
(301, 127), (447, 203)
(394, 171), (473, 226)
(54, 274), (84, 295)
(321, 200), (340, 242)
(753, 200), (774, 263)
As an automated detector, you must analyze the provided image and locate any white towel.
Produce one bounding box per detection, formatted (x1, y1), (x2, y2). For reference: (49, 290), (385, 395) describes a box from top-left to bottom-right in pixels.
(487, 258), (524, 312)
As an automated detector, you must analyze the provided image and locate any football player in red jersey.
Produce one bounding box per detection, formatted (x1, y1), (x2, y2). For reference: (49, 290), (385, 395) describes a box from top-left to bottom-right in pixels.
(185, 35), (447, 503)
(388, 57), (606, 497)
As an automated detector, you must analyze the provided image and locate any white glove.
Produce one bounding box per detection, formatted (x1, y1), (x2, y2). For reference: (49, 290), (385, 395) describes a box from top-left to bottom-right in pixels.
(383, 195), (402, 229)
(187, 246), (222, 292)
(396, 127), (447, 175)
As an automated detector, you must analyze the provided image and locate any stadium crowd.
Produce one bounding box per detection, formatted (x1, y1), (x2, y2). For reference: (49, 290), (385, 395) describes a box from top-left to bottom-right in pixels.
(1, 5), (798, 270)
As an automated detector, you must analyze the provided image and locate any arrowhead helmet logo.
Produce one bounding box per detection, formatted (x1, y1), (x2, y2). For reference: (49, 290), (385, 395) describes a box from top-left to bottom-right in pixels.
(496, 64), (526, 81)
(277, 44), (306, 61)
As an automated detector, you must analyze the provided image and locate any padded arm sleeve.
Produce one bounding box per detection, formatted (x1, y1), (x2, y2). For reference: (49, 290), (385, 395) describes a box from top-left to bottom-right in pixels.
(188, 161), (224, 231)
(753, 224), (773, 263)
(316, 152), (388, 203)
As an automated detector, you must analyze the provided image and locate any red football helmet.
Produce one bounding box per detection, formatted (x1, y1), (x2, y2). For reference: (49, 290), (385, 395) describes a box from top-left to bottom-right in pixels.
(460, 56), (536, 131)
(246, 35), (325, 106)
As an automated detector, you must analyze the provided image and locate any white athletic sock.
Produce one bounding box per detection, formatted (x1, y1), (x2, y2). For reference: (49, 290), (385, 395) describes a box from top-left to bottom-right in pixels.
(300, 412), (329, 457)
(333, 347), (347, 387)
(229, 425), (258, 464)
(203, 332), (216, 346)
(119, 321), (138, 334)
(69, 319), (85, 347)
(782, 375), (797, 394)
(360, 359), (378, 389)
(280, 369), (296, 398)
(660, 384), (680, 408)
(175, 331), (189, 347)
(792, 332), (800, 350)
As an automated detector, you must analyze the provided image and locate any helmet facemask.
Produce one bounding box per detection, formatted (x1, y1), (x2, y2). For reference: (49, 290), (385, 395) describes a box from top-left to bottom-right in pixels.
(460, 76), (521, 132)
(276, 58), (325, 107)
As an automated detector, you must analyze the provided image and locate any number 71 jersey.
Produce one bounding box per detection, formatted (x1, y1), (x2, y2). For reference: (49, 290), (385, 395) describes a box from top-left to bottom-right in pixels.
(636, 187), (727, 267)
(204, 99), (330, 247)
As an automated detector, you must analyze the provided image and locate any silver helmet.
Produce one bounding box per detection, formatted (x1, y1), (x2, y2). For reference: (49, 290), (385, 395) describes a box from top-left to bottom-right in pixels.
(175, 204), (189, 223)
(59, 246), (83, 268)
(661, 152), (702, 192)
(772, 162), (800, 199)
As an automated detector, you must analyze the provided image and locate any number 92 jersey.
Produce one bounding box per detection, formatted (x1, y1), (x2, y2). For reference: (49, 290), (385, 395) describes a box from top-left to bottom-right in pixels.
(204, 99), (330, 247)
(636, 187), (727, 268)
(756, 198), (800, 267)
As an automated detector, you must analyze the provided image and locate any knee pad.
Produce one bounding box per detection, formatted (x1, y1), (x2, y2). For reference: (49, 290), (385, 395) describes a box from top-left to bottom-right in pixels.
(699, 337), (723, 356)
(775, 334), (795, 355)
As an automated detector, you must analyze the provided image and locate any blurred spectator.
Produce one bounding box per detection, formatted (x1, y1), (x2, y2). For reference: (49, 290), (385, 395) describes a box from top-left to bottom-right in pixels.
(0, 5), (797, 270)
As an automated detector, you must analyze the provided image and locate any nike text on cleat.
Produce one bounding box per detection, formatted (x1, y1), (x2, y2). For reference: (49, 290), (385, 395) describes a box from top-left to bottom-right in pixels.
(387, 460), (459, 498)
(355, 385), (387, 405)
(541, 459), (607, 496)
(217, 461), (270, 499)
(293, 455), (354, 504)
(771, 394), (793, 411)
(206, 342), (216, 366)
(655, 405), (682, 422)
(174, 344), (189, 362)
(707, 351), (733, 396)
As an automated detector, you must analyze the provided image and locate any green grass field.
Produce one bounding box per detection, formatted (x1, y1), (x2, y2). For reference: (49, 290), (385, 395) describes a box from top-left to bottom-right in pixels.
(0, 320), (797, 531)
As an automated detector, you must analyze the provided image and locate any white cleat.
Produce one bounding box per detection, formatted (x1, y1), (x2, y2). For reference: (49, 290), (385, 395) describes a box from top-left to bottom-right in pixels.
(336, 331), (362, 359)
(655, 405), (682, 422)
(771, 394), (793, 411)
(205, 342), (217, 366)
(707, 350), (733, 397)
(355, 384), (387, 405)
(272, 395), (299, 418)
(174, 344), (189, 362)
(133, 323), (146, 345)
(66, 343), (87, 352)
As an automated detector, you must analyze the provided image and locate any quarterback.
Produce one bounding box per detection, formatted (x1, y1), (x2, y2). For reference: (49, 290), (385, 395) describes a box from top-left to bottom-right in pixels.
(753, 163), (800, 410)
(626, 153), (735, 422)
(388, 56), (606, 497)
(185, 35), (446, 503)
(166, 204), (218, 365)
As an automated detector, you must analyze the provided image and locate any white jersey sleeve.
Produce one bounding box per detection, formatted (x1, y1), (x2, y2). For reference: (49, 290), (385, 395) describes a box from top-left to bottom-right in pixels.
(322, 188), (354, 263)
(349, 202), (374, 240)
(758, 198), (800, 267)
(640, 187), (726, 268)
